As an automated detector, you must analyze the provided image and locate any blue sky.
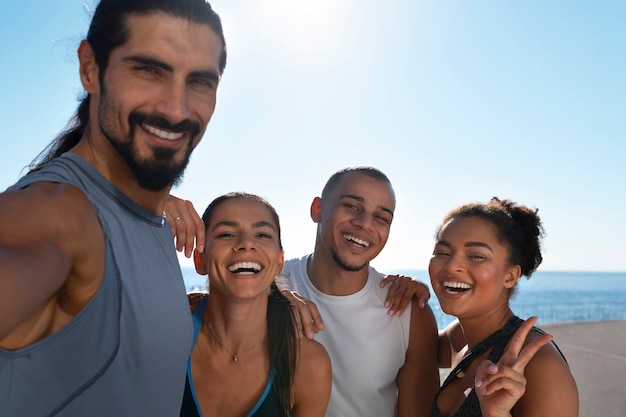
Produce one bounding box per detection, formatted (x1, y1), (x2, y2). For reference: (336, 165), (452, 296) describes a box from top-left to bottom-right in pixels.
(1, 1), (624, 272)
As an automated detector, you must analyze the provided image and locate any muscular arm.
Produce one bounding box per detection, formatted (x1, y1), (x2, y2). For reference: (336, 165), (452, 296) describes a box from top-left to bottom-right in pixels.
(397, 299), (440, 417)
(0, 183), (104, 347)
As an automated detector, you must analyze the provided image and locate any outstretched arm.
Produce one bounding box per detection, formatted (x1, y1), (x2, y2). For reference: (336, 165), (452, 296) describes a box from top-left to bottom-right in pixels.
(0, 183), (103, 345)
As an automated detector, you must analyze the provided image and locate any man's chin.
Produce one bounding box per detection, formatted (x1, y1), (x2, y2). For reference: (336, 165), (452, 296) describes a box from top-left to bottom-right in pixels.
(331, 252), (368, 272)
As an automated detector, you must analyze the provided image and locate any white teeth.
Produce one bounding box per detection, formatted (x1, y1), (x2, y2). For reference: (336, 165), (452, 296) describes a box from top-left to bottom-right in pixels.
(142, 123), (184, 140)
(228, 262), (261, 274)
(344, 234), (369, 247)
(443, 281), (472, 290)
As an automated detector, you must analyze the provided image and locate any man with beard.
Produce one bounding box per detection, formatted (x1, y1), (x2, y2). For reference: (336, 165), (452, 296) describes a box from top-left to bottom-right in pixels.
(0, 0), (226, 415)
(280, 166), (440, 417)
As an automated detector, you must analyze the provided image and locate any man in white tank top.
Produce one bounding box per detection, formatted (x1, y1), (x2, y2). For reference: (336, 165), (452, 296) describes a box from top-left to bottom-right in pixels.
(280, 166), (440, 417)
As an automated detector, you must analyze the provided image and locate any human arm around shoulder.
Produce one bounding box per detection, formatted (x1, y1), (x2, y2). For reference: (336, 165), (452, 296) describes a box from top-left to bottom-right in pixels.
(380, 274), (431, 315)
(0, 182), (104, 347)
(397, 298), (440, 417)
(291, 337), (332, 417)
(165, 195), (205, 258)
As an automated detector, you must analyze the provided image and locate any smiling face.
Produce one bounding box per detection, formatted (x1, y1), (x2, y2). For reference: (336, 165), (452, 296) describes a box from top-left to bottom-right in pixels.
(428, 216), (521, 320)
(313, 172), (395, 272)
(80, 12), (223, 191)
(195, 198), (284, 299)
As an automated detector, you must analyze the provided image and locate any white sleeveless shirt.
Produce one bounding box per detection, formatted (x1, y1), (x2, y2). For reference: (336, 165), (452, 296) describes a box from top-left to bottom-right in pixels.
(281, 256), (411, 417)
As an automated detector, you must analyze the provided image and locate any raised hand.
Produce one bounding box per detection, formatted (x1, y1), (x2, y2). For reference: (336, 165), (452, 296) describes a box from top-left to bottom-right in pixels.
(474, 316), (553, 417)
(380, 274), (431, 315)
(164, 195), (205, 258)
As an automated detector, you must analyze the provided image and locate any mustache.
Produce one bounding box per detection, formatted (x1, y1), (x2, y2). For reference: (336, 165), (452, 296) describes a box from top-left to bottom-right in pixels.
(128, 112), (201, 138)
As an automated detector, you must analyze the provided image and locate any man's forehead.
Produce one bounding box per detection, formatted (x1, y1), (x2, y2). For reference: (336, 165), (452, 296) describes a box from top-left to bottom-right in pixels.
(120, 12), (222, 68)
(333, 173), (395, 208)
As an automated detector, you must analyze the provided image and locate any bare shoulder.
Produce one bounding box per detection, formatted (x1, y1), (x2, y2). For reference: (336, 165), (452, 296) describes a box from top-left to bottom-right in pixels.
(297, 337), (331, 372)
(1, 181), (99, 244)
(514, 330), (579, 416)
(295, 337), (332, 387)
(410, 297), (438, 333)
(524, 329), (574, 378)
(292, 337), (332, 415)
(1, 181), (103, 271)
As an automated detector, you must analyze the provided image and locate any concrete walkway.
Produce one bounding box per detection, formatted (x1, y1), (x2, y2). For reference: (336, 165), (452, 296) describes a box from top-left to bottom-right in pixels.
(541, 320), (626, 417)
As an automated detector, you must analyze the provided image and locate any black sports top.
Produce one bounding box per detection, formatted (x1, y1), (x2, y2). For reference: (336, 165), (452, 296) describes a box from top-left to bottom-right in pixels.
(429, 316), (566, 417)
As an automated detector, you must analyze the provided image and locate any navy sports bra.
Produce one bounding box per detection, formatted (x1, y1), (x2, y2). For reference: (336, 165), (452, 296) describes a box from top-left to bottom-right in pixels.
(179, 295), (283, 417)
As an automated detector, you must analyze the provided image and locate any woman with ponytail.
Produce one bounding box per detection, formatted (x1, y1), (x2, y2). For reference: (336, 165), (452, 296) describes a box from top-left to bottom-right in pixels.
(181, 192), (331, 417)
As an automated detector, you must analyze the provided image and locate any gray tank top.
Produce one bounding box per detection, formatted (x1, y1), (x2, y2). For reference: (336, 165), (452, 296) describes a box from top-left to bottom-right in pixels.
(0, 153), (193, 417)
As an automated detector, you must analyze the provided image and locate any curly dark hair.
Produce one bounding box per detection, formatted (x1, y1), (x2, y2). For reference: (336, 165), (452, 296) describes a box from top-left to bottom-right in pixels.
(437, 197), (545, 280)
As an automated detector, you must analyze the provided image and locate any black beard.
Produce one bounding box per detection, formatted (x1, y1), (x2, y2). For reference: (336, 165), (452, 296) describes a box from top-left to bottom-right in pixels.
(330, 248), (367, 272)
(101, 111), (200, 192)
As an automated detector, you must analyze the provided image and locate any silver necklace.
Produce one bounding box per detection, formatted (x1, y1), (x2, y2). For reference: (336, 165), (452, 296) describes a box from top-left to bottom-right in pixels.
(206, 322), (262, 363)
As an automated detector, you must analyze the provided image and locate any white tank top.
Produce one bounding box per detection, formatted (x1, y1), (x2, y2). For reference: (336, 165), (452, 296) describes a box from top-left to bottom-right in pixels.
(281, 256), (411, 417)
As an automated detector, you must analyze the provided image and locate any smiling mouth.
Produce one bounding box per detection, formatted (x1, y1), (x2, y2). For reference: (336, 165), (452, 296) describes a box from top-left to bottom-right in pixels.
(142, 123), (184, 141)
(228, 262), (262, 275)
(344, 234), (370, 248)
(443, 281), (472, 294)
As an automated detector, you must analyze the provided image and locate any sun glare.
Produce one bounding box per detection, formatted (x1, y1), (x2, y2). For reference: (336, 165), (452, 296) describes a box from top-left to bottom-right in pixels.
(249, 0), (356, 55)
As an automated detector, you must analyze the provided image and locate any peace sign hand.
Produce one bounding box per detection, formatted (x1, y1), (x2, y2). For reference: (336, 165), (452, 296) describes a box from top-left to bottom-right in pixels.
(474, 316), (553, 417)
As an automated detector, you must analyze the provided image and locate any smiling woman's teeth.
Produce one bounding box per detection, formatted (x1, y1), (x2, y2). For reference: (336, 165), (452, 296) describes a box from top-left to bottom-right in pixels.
(344, 234), (369, 247)
(443, 281), (472, 293)
(228, 262), (261, 274)
(142, 123), (184, 140)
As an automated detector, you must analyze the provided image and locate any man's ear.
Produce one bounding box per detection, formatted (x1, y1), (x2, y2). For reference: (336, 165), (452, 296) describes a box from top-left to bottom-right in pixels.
(78, 40), (99, 94)
(310, 197), (322, 223)
(504, 265), (521, 289)
(194, 249), (208, 275)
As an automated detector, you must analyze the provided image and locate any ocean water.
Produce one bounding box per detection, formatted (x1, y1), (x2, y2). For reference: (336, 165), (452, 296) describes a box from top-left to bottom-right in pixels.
(181, 267), (626, 329)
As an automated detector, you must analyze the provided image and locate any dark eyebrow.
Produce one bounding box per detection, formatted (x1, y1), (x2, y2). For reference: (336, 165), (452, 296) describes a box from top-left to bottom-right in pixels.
(125, 55), (220, 83)
(436, 240), (493, 252)
(125, 55), (173, 72)
(340, 194), (394, 218)
(210, 220), (277, 232)
(210, 220), (238, 232)
(252, 221), (278, 232)
(465, 242), (493, 252)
